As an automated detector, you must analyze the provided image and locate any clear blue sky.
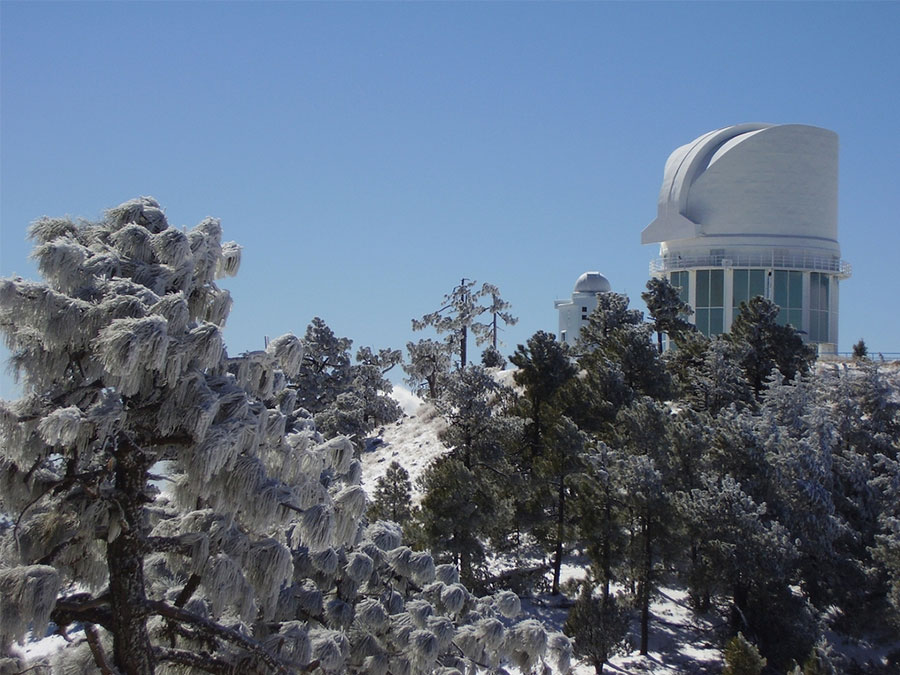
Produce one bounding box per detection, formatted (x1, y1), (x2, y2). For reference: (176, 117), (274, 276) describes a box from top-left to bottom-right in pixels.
(2, 1), (898, 397)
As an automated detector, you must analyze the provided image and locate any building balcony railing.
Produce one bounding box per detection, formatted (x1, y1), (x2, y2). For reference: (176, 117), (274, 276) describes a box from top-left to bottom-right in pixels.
(649, 253), (852, 278)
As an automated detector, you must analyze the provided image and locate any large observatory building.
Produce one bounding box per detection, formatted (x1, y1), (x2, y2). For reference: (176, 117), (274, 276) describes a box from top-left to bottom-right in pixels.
(641, 123), (851, 353)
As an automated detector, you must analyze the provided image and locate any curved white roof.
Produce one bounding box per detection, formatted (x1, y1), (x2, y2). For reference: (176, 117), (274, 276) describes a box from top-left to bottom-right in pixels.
(573, 271), (611, 294)
(642, 124), (839, 253)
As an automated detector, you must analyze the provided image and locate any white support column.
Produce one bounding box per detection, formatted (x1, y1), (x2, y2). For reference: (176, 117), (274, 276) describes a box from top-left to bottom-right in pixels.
(723, 268), (734, 333)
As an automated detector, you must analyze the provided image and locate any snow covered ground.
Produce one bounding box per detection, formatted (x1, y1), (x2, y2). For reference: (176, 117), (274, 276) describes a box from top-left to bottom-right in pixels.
(360, 393), (446, 505)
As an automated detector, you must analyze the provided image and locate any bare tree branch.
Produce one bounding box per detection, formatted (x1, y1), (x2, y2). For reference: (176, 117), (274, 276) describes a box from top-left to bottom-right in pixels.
(85, 623), (117, 675)
(147, 600), (289, 675)
(153, 646), (234, 674)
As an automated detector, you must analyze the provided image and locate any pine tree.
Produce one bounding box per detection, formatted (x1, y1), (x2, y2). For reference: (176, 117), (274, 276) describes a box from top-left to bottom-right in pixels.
(723, 632), (767, 675)
(614, 398), (673, 654)
(576, 293), (672, 403)
(293, 316), (354, 414)
(728, 296), (815, 398)
(412, 279), (516, 369)
(0, 198), (570, 674)
(368, 461), (413, 524)
(291, 322), (401, 443)
(563, 580), (630, 674)
(417, 366), (518, 584)
(509, 331), (580, 593)
(481, 345), (506, 369)
(641, 276), (694, 353)
(403, 338), (451, 399)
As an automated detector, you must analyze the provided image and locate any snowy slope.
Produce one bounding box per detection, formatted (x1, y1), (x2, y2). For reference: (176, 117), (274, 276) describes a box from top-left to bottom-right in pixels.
(361, 396), (447, 504)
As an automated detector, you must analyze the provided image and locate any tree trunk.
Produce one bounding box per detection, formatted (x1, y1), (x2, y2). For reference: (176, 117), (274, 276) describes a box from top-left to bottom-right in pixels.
(492, 304), (498, 350)
(732, 580), (750, 631)
(552, 477), (566, 595)
(602, 494), (612, 604)
(108, 439), (154, 674)
(639, 517), (652, 655)
(459, 325), (467, 368)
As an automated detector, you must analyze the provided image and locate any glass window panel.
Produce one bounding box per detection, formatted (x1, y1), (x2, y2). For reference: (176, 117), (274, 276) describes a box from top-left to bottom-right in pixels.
(812, 310), (829, 343)
(789, 272), (803, 308)
(670, 271), (689, 305)
(811, 273), (829, 311)
(710, 270), (724, 307)
(789, 309), (802, 329)
(695, 308), (710, 336)
(777, 307), (788, 326)
(774, 271), (787, 307)
(696, 270), (710, 308)
(749, 270), (765, 299)
(710, 308), (723, 336)
(733, 270), (748, 307)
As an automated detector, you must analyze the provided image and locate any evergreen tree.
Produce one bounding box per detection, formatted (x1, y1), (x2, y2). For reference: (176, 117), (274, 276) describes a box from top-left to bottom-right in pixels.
(539, 417), (588, 595)
(577, 293), (672, 402)
(293, 316), (354, 414)
(403, 338), (451, 399)
(614, 398), (673, 654)
(475, 283), (518, 352)
(571, 442), (629, 606)
(728, 296), (815, 398)
(352, 345), (403, 427)
(417, 366), (518, 583)
(509, 332), (582, 592)
(641, 275), (694, 353)
(368, 461), (413, 524)
(563, 580), (630, 674)
(674, 336), (752, 416)
(412, 279), (515, 368)
(481, 345), (506, 369)
(290, 323), (401, 444)
(510, 331), (577, 467)
(723, 632), (767, 675)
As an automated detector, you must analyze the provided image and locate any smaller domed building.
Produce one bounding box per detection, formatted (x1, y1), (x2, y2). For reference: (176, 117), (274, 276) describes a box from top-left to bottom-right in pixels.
(554, 271), (612, 345)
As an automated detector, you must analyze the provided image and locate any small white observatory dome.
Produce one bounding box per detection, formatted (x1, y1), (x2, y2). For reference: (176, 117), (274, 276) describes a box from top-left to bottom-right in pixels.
(573, 271), (612, 294)
(555, 271), (613, 345)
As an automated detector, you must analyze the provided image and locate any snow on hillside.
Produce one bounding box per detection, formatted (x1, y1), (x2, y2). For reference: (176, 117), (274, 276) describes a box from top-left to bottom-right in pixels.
(361, 395), (447, 504)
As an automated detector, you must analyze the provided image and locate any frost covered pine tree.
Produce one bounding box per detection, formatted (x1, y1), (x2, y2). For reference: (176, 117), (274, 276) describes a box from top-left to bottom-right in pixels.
(0, 198), (572, 675)
(412, 279), (516, 369)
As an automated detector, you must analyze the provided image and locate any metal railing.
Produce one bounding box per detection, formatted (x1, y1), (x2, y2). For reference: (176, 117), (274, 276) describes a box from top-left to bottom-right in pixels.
(649, 252), (852, 277)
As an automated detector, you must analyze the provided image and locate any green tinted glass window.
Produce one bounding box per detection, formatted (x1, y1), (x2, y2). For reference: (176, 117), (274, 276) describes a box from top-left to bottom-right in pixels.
(670, 271), (690, 304)
(749, 270), (765, 299)
(696, 270), (710, 308)
(774, 271), (788, 307)
(710, 270), (724, 307)
(789, 271), (803, 308)
(733, 270), (748, 306)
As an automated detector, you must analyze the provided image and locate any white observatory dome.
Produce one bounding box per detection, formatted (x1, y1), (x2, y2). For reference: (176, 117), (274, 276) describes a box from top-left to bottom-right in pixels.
(642, 123), (840, 257)
(573, 271), (611, 294)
